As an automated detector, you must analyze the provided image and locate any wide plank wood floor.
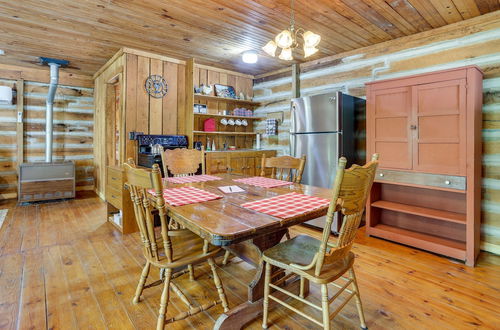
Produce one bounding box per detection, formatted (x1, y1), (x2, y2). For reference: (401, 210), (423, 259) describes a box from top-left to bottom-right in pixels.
(0, 191), (499, 329)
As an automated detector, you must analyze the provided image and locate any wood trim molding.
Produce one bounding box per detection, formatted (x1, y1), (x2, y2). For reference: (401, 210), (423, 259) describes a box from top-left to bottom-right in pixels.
(194, 63), (254, 79)
(0, 63), (93, 88)
(122, 47), (186, 65)
(16, 79), (24, 165)
(93, 48), (125, 79)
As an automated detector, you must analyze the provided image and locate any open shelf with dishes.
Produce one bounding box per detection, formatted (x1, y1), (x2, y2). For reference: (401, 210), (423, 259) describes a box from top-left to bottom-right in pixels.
(185, 59), (264, 151)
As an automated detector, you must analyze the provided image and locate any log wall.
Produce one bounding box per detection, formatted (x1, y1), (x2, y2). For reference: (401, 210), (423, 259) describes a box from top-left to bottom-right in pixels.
(253, 11), (500, 253)
(0, 66), (94, 200)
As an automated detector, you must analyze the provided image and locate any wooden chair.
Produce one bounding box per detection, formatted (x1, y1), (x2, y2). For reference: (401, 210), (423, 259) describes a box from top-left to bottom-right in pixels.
(161, 147), (205, 177)
(260, 154), (306, 183)
(222, 154), (307, 266)
(261, 154), (379, 330)
(123, 161), (229, 329)
(161, 147), (205, 279)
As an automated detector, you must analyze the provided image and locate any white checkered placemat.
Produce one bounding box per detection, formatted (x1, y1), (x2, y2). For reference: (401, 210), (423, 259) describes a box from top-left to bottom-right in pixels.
(233, 176), (293, 188)
(241, 192), (330, 219)
(165, 175), (222, 184)
(149, 186), (222, 206)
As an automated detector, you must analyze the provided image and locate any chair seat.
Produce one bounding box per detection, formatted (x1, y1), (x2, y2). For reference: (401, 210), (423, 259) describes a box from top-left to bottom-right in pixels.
(263, 234), (354, 284)
(146, 229), (222, 269)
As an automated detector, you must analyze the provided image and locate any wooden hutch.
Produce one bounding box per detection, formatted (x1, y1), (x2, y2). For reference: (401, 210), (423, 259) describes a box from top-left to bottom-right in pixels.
(365, 66), (483, 266)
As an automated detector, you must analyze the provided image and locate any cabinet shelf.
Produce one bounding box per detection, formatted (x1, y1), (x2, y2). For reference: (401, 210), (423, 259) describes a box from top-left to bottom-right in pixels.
(369, 224), (466, 260)
(193, 113), (264, 120)
(371, 200), (466, 224)
(193, 131), (257, 136)
(194, 94), (261, 106)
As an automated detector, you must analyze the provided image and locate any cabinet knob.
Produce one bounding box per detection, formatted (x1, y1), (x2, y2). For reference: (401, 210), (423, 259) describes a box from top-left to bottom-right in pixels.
(444, 180), (451, 185)
(410, 125), (417, 130)
(379, 173), (384, 177)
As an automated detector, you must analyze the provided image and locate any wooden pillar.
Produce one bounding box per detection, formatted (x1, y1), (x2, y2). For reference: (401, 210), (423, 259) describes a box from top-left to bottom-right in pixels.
(292, 64), (300, 98)
(184, 58), (195, 146)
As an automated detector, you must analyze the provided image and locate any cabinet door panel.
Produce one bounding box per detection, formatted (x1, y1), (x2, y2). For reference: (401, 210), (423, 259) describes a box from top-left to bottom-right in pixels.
(368, 87), (412, 169)
(413, 79), (466, 175)
(206, 155), (228, 174)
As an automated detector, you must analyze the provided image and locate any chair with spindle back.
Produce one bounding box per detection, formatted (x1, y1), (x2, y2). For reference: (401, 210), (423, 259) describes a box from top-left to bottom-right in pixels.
(260, 154), (306, 183)
(161, 146), (205, 177)
(261, 154), (379, 330)
(161, 147), (205, 279)
(124, 160), (229, 329)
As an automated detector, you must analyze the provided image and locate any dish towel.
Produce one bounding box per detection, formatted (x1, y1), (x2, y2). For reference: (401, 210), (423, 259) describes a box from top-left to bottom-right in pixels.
(266, 118), (278, 136)
(241, 192), (330, 219)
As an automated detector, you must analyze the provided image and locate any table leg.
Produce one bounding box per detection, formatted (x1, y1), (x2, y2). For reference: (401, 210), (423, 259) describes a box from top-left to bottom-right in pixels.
(214, 229), (310, 329)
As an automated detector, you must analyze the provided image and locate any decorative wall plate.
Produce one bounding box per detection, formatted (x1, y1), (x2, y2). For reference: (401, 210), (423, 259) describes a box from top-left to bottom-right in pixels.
(145, 75), (168, 98)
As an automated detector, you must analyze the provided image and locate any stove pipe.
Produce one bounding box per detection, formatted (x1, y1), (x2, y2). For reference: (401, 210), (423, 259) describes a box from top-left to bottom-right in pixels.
(39, 57), (69, 162)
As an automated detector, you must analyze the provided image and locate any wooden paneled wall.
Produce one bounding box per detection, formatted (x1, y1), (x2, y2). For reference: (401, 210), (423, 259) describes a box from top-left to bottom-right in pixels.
(93, 49), (187, 198)
(253, 11), (500, 253)
(0, 67), (94, 200)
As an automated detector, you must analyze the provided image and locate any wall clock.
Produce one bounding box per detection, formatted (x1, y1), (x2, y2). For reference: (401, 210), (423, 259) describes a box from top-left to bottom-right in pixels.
(145, 75), (168, 98)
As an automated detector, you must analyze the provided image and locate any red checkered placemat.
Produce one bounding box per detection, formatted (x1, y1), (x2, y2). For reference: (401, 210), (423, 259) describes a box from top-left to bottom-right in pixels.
(164, 175), (222, 184)
(233, 176), (293, 188)
(241, 192), (330, 219)
(149, 186), (222, 206)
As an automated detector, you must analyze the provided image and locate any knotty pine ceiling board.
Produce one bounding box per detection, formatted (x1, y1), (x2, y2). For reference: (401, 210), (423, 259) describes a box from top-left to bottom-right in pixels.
(0, 0), (496, 76)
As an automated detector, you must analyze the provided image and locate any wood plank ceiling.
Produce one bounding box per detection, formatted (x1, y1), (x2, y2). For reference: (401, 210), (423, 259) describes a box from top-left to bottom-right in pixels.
(0, 0), (497, 76)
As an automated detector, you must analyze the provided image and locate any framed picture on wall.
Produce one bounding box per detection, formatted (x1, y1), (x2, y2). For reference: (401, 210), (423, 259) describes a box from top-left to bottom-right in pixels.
(215, 84), (237, 99)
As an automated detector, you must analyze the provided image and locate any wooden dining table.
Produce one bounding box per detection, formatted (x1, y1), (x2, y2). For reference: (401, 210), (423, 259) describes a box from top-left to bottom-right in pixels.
(161, 173), (333, 329)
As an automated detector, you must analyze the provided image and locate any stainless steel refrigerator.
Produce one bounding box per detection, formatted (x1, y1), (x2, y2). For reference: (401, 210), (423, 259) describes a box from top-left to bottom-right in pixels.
(290, 91), (365, 231)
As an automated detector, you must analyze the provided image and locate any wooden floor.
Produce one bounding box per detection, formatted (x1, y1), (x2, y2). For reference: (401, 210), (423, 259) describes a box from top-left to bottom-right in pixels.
(0, 192), (499, 329)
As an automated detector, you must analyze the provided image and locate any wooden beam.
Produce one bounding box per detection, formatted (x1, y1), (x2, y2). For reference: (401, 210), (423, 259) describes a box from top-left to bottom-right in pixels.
(291, 64), (300, 98)
(184, 58), (195, 144)
(0, 64), (93, 88)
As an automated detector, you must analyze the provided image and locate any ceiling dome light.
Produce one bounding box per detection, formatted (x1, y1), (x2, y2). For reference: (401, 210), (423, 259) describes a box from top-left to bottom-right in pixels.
(275, 30), (294, 49)
(242, 50), (258, 64)
(303, 31), (321, 48)
(303, 46), (319, 58)
(262, 41), (277, 57)
(278, 48), (293, 61)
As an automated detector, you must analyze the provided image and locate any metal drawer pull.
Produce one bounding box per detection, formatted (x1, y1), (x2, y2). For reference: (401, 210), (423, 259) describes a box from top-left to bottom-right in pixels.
(379, 173), (384, 177)
(444, 180), (451, 185)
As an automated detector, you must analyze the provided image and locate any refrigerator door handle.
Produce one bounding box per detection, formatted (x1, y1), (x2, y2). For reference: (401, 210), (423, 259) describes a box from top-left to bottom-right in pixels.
(290, 102), (296, 134)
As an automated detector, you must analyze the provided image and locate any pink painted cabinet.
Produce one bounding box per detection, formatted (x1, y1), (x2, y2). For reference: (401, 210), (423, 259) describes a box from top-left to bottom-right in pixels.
(365, 66), (483, 266)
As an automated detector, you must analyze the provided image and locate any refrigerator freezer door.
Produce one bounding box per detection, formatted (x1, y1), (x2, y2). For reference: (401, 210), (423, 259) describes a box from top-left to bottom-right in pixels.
(291, 132), (340, 189)
(291, 93), (339, 133)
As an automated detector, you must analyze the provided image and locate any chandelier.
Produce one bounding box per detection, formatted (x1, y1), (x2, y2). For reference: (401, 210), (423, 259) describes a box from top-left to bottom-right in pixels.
(262, 0), (321, 61)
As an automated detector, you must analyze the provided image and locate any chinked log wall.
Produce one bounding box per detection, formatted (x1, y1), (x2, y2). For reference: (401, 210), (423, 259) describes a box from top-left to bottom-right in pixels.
(253, 11), (500, 254)
(0, 64), (94, 200)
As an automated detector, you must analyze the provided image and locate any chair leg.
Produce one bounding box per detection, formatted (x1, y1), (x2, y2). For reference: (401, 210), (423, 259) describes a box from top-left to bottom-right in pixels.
(262, 262), (272, 329)
(188, 264), (195, 281)
(350, 268), (368, 330)
(208, 258), (229, 312)
(157, 269), (172, 330)
(299, 276), (305, 298)
(285, 229), (291, 240)
(222, 250), (231, 265)
(321, 284), (330, 330)
(133, 261), (151, 304)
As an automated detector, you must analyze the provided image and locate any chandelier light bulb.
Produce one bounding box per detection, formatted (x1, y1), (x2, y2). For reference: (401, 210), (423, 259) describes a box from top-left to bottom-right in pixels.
(279, 47), (293, 61)
(303, 46), (319, 58)
(275, 29), (294, 49)
(303, 31), (321, 48)
(262, 40), (278, 57)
